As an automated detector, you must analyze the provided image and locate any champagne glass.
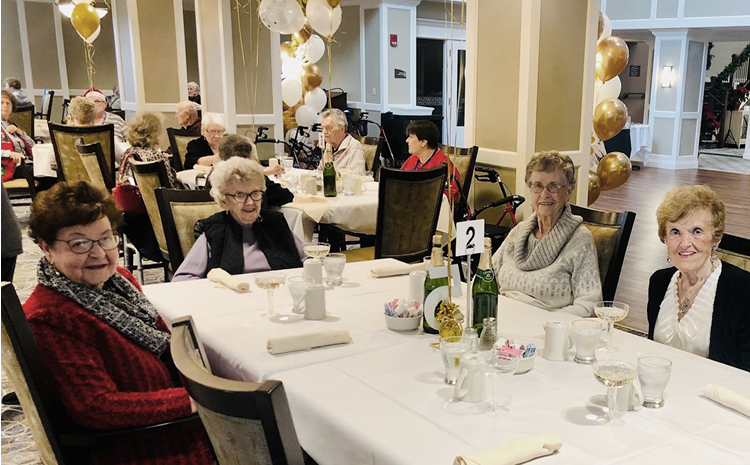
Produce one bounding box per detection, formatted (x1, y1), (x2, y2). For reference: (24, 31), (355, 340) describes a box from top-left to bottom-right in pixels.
(478, 351), (520, 416)
(303, 242), (330, 263)
(594, 301), (629, 356)
(254, 272), (287, 319)
(593, 359), (636, 426)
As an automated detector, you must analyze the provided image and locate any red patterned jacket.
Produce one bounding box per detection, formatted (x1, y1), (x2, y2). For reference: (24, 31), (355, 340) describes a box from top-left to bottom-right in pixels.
(401, 148), (461, 204)
(23, 267), (213, 465)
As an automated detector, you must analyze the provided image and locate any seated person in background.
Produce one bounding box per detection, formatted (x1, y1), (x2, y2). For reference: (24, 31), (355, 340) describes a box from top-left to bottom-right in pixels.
(172, 157), (305, 281)
(175, 100), (202, 132)
(24, 181), (213, 465)
(84, 89), (128, 164)
(317, 108), (366, 175)
(107, 85), (121, 110)
(184, 112), (224, 169)
(401, 120), (460, 204)
(119, 111), (177, 188)
(492, 151), (601, 317)
(188, 81), (201, 105)
(213, 134), (293, 207)
(1, 90), (35, 173)
(3, 78), (31, 106)
(66, 96), (97, 127)
(648, 185), (750, 372)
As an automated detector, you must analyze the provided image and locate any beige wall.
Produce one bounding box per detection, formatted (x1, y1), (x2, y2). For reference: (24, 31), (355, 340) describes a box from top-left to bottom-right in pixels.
(416, 2), (464, 20)
(183, 9), (201, 85)
(656, 0), (679, 19)
(25, 2), (61, 89)
(319, 5), (361, 103)
(2, 0), (25, 85)
(63, 13), (118, 91)
(606, 0), (651, 21)
(231, 0), (274, 114)
(387, 8), (410, 105)
(364, 8), (381, 105)
(684, 0), (750, 17)
(619, 41), (650, 124)
(683, 40), (704, 114)
(137, 0), (180, 103)
(654, 40), (681, 112)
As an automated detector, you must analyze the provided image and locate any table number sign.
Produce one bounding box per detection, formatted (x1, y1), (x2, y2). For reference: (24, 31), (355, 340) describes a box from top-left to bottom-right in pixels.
(455, 219), (485, 257)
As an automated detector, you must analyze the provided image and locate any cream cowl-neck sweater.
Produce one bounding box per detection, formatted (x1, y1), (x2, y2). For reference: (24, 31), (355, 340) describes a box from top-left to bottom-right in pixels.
(491, 205), (602, 317)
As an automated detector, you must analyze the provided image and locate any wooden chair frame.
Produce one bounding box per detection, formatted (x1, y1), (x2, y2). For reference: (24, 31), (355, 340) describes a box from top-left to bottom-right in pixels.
(35, 89), (55, 121)
(75, 139), (115, 191)
(49, 122), (116, 185)
(11, 103), (35, 140)
(167, 127), (201, 172)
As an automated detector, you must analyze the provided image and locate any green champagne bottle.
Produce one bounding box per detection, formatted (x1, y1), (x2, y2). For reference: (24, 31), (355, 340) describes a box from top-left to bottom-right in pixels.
(423, 234), (448, 334)
(323, 145), (337, 197)
(472, 237), (498, 335)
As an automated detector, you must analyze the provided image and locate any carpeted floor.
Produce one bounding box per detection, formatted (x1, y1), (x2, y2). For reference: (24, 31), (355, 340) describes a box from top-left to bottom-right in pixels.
(698, 147), (750, 174)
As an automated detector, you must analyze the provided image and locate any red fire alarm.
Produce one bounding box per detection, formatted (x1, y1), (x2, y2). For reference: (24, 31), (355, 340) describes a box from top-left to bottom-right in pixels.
(390, 34), (398, 47)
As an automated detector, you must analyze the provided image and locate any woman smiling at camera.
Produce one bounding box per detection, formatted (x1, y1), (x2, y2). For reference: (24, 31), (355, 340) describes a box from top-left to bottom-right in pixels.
(492, 151), (602, 317)
(23, 181), (212, 465)
(172, 157), (305, 281)
(648, 185), (750, 372)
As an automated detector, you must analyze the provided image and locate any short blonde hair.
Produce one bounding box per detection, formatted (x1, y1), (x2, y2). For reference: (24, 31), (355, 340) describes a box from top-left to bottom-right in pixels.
(656, 185), (725, 244)
(68, 96), (97, 126)
(124, 111), (163, 148)
(210, 157), (266, 204)
(525, 150), (576, 187)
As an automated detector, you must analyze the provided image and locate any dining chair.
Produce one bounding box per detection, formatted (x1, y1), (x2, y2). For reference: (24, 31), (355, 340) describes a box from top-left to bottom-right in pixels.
(439, 144), (478, 223)
(570, 204), (636, 301)
(3, 161), (38, 202)
(34, 89), (55, 121)
(11, 103), (35, 140)
(167, 128), (201, 172)
(75, 139), (115, 191)
(155, 188), (222, 274)
(353, 134), (384, 177)
(170, 315), (312, 465)
(49, 123), (116, 185)
(0, 283), (203, 465)
(715, 233), (750, 271)
(131, 161), (172, 261)
(343, 166), (448, 264)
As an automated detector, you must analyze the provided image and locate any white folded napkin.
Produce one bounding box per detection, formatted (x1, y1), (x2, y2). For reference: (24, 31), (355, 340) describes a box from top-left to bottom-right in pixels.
(207, 268), (250, 292)
(286, 194), (329, 222)
(454, 434), (563, 465)
(194, 164), (212, 174)
(370, 262), (427, 278)
(267, 330), (352, 355)
(702, 384), (750, 417)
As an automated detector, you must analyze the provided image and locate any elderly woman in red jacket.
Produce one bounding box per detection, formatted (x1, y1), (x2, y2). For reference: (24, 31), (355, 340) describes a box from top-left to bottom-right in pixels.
(400, 119), (460, 204)
(24, 181), (213, 465)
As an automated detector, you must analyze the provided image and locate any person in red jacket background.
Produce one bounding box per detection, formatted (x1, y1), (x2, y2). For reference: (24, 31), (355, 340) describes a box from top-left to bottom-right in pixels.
(24, 181), (213, 465)
(400, 119), (460, 204)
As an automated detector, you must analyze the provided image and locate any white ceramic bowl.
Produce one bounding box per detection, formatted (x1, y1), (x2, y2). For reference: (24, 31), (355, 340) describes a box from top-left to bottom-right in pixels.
(515, 353), (536, 374)
(384, 314), (421, 332)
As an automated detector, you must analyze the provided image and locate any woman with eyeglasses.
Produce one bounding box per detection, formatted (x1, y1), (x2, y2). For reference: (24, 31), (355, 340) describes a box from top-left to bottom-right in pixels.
(184, 112), (225, 169)
(491, 151), (602, 317)
(172, 157), (305, 281)
(23, 181), (213, 465)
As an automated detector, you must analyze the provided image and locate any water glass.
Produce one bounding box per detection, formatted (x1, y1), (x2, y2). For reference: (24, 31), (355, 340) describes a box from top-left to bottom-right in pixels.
(288, 276), (314, 313)
(637, 356), (672, 408)
(440, 336), (472, 385)
(571, 319), (602, 364)
(323, 253), (346, 286)
(281, 156), (294, 171)
(342, 174), (355, 196)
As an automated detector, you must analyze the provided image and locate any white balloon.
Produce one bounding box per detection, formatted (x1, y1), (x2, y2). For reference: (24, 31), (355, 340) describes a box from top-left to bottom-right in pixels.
(304, 35), (326, 64)
(304, 87), (327, 112)
(282, 79), (303, 107)
(306, 0), (342, 38)
(281, 58), (304, 82)
(599, 13), (612, 41)
(78, 25), (101, 44)
(259, 0), (305, 35)
(295, 104), (318, 128)
(598, 76), (621, 103)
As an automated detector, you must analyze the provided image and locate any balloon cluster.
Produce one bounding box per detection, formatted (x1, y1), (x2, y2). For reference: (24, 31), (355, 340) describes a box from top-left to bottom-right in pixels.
(589, 12), (632, 204)
(259, 0), (343, 128)
(70, 0), (101, 44)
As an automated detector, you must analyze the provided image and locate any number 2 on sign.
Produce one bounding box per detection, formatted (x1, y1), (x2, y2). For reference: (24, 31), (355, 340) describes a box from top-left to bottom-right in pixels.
(455, 220), (485, 257)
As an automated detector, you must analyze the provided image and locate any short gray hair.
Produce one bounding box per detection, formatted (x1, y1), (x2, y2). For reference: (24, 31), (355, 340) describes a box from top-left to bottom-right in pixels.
(188, 82), (200, 92)
(202, 112), (225, 130)
(320, 108), (347, 129)
(177, 100), (198, 118)
(210, 157), (266, 204)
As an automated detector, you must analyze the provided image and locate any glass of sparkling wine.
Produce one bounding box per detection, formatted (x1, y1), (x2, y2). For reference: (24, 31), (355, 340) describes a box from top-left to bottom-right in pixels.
(440, 336), (472, 385)
(637, 356), (672, 409)
(303, 242), (331, 263)
(593, 359), (636, 426)
(478, 351), (521, 416)
(254, 272), (287, 318)
(594, 301), (629, 354)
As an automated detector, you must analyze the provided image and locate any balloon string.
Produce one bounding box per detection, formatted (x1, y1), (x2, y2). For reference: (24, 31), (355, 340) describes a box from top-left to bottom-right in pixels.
(252, 2), (261, 130)
(84, 42), (96, 90)
(234, 0), (252, 124)
(326, 38), (332, 109)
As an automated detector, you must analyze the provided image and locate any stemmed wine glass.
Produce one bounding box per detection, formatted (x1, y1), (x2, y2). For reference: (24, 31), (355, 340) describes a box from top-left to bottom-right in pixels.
(478, 351), (521, 416)
(593, 359), (636, 426)
(594, 301), (629, 356)
(254, 272), (287, 319)
(303, 242), (330, 262)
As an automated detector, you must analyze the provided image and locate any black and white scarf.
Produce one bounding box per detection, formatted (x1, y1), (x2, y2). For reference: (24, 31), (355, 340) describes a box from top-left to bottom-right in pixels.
(37, 258), (170, 355)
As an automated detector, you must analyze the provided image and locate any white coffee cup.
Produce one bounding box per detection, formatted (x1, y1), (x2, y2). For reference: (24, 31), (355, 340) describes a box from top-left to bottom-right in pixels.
(353, 177), (364, 195)
(615, 383), (643, 411)
(408, 270), (426, 305)
(304, 177), (318, 195)
(543, 321), (572, 361)
(304, 284), (326, 320)
(303, 260), (323, 285)
(454, 353), (486, 403)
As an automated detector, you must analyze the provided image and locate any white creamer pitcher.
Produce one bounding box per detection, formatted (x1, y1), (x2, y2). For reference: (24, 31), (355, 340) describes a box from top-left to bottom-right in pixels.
(454, 353), (486, 403)
(543, 321), (572, 361)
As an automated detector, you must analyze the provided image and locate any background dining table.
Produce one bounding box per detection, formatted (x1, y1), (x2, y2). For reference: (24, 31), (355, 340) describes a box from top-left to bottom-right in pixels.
(143, 259), (750, 465)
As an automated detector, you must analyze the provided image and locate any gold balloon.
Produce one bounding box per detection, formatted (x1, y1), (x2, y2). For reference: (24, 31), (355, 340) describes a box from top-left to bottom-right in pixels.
(71, 3), (100, 40)
(296, 0), (308, 13)
(326, 0), (342, 7)
(293, 23), (313, 47)
(302, 63), (323, 91)
(588, 171), (602, 204)
(280, 41), (297, 61)
(596, 36), (629, 82)
(598, 12), (604, 40)
(593, 98), (628, 141)
(596, 152), (632, 191)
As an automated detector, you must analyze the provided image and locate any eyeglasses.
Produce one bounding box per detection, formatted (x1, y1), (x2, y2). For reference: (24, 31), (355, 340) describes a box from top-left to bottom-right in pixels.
(55, 235), (120, 254)
(226, 190), (264, 203)
(528, 182), (567, 194)
(205, 129), (225, 136)
(321, 125), (338, 132)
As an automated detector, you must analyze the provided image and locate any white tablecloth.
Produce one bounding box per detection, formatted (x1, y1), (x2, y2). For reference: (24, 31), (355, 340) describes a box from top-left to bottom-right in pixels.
(629, 124), (651, 164)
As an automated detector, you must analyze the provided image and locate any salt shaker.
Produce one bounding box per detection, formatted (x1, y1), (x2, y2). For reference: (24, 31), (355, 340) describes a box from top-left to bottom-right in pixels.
(304, 284), (326, 320)
(479, 317), (498, 351)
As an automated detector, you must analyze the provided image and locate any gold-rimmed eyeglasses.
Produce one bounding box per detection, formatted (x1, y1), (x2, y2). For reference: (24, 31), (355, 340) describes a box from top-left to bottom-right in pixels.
(528, 182), (567, 194)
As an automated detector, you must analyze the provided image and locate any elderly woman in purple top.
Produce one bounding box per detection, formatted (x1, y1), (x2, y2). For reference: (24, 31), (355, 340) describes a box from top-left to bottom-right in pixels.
(172, 157), (305, 281)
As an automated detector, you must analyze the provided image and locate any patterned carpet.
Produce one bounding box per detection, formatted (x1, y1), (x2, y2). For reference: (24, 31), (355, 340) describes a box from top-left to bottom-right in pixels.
(698, 147), (750, 174)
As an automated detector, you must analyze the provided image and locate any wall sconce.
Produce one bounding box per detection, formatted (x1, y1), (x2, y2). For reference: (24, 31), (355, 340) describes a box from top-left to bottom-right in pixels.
(661, 66), (674, 88)
(55, 1), (109, 19)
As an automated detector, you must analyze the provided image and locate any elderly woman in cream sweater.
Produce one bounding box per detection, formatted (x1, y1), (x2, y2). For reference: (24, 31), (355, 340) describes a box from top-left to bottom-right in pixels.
(492, 151), (602, 317)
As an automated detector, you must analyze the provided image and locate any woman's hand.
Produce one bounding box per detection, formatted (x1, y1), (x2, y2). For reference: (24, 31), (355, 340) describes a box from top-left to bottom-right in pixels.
(10, 151), (24, 164)
(265, 165), (285, 176)
(5, 124), (24, 136)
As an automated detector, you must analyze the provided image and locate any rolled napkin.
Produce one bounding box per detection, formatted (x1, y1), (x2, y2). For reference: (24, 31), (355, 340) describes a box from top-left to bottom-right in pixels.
(207, 268), (250, 292)
(370, 262), (427, 278)
(286, 194), (329, 222)
(454, 434), (563, 465)
(702, 384), (750, 417)
(267, 329), (352, 355)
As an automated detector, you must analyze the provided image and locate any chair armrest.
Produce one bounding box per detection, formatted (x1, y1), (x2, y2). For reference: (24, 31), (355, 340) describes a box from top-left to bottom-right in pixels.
(58, 413), (203, 447)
